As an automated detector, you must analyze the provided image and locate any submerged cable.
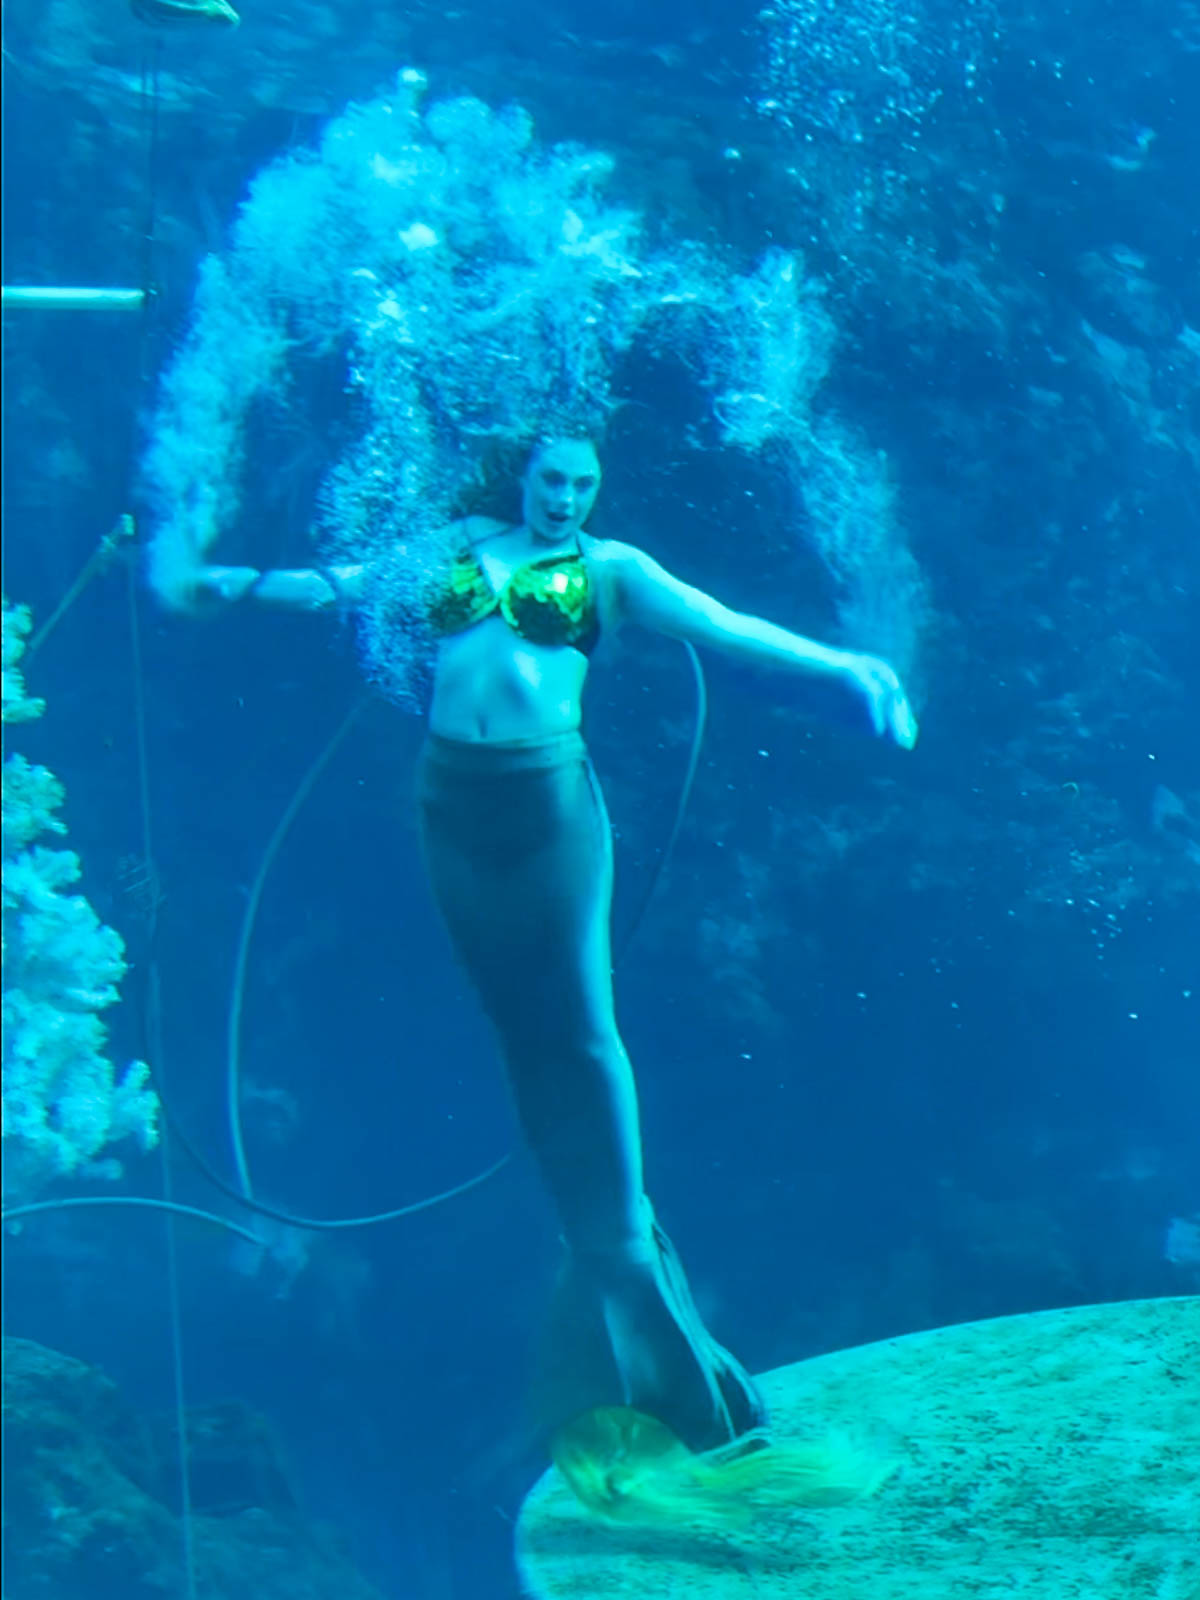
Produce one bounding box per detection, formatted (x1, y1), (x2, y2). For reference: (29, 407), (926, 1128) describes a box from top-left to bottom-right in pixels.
(25, 517), (138, 659)
(615, 642), (708, 967)
(1, 1194), (264, 1242)
(225, 702), (365, 1200)
(126, 368), (197, 1600)
(217, 697), (513, 1228)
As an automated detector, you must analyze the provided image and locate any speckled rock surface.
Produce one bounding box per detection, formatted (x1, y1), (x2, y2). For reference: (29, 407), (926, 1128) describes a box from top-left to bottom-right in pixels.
(515, 1297), (1200, 1599)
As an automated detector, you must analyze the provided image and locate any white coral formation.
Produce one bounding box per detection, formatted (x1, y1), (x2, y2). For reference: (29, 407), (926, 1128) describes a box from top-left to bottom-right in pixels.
(2, 598), (157, 1200)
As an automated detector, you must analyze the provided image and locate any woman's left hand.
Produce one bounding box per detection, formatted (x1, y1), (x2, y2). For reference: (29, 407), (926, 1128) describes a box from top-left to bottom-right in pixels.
(843, 653), (919, 749)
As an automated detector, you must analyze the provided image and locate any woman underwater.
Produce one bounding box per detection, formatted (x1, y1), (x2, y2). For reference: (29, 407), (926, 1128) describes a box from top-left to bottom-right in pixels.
(190, 430), (918, 1481)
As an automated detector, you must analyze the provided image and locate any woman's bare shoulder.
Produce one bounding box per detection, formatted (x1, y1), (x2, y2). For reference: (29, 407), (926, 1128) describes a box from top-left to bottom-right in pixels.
(579, 535), (647, 567)
(579, 537), (655, 630)
(458, 514), (510, 546)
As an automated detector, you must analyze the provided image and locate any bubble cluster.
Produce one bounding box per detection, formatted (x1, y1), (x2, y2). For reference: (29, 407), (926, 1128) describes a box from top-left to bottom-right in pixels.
(756, 0), (994, 145)
(144, 73), (929, 699)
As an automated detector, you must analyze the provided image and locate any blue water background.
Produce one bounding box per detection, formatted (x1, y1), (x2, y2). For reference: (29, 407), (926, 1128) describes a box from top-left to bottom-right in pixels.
(3, 0), (1197, 1594)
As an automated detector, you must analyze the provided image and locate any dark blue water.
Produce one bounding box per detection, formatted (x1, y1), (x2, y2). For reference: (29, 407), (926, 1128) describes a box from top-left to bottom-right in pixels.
(3, 0), (1196, 1595)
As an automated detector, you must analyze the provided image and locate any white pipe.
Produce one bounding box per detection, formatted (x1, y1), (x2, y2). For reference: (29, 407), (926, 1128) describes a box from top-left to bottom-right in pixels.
(2, 286), (146, 312)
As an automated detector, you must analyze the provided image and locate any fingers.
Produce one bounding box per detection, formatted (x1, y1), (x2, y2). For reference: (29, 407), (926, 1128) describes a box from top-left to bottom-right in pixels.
(849, 656), (918, 748)
(889, 692), (919, 750)
(870, 664), (918, 750)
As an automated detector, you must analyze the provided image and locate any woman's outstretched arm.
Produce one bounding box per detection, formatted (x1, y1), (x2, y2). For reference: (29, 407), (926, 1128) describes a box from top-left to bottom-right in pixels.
(188, 563), (368, 611)
(602, 542), (919, 749)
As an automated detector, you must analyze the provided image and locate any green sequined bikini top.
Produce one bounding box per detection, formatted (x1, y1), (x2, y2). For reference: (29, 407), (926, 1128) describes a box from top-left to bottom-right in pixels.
(430, 532), (600, 655)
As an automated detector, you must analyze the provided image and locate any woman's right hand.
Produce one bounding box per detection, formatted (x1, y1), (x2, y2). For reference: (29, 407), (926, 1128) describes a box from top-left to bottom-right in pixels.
(191, 565), (262, 608)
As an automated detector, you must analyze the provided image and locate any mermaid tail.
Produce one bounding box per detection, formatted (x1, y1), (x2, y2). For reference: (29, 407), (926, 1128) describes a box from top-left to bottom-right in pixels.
(645, 1213), (767, 1441)
(552, 1404), (897, 1526)
(416, 738), (765, 1449)
(537, 1205), (767, 1455)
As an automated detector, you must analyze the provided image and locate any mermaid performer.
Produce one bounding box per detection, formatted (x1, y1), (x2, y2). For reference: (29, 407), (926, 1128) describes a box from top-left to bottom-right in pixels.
(190, 429), (917, 1471)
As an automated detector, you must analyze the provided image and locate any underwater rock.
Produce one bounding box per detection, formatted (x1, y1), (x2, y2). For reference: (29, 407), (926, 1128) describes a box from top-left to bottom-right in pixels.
(1, 1336), (384, 1600)
(1076, 246), (1175, 343)
(516, 1296), (1200, 1598)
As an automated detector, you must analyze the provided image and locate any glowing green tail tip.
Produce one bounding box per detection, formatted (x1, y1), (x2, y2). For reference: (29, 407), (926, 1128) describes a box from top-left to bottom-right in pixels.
(552, 1405), (898, 1528)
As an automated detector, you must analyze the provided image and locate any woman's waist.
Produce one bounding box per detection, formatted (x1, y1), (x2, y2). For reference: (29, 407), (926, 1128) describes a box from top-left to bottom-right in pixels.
(421, 725), (588, 777)
(416, 725), (601, 859)
(427, 693), (584, 749)
(432, 668), (588, 755)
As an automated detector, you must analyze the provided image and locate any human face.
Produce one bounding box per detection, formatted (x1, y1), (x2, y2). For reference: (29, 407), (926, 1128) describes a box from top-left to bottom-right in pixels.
(522, 439), (601, 542)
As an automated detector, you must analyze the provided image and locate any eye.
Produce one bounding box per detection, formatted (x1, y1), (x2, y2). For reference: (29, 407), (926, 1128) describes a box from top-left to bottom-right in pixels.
(541, 470), (566, 487)
(575, 476), (597, 491)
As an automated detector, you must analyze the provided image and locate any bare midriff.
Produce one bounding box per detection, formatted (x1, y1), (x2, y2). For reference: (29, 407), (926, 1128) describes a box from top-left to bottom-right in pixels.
(428, 614), (590, 743)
